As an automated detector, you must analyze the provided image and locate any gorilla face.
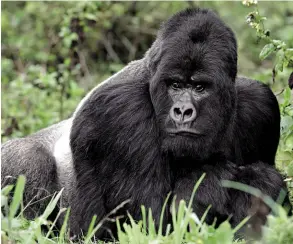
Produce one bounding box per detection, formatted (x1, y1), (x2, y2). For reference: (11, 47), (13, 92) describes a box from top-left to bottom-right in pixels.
(157, 64), (236, 161)
(149, 9), (238, 160)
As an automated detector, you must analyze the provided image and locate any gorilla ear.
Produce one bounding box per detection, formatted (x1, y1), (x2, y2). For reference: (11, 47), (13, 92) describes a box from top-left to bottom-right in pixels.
(145, 38), (163, 75)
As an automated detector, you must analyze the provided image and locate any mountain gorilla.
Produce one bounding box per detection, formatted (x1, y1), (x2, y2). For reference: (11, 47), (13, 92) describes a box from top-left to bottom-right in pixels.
(1, 8), (285, 239)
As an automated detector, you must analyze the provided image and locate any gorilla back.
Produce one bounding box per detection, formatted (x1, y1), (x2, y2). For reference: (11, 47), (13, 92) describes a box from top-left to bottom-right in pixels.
(1, 119), (74, 219)
(1, 8), (284, 239)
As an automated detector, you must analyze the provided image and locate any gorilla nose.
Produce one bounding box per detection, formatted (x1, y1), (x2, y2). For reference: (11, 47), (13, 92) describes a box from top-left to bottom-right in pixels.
(170, 102), (196, 123)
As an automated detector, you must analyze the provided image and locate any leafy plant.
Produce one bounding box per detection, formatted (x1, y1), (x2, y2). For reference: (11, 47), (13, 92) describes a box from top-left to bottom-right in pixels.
(243, 0), (293, 207)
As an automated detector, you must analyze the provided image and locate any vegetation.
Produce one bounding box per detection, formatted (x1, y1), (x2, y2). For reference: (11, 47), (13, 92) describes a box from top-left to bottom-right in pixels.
(2, 175), (293, 244)
(1, 1), (293, 243)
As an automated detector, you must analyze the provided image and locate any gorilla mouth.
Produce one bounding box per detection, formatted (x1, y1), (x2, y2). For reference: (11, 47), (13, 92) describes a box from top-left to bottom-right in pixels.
(166, 129), (203, 137)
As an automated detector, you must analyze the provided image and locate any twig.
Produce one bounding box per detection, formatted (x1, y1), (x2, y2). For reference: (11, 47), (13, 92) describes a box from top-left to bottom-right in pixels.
(101, 34), (121, 63)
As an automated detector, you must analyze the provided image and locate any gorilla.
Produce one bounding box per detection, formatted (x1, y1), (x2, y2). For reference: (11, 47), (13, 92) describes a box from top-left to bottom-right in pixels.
(1, 8), (285, 239)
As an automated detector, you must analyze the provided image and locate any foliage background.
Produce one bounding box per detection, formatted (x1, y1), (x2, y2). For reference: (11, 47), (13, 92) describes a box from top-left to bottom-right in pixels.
(1, 1), (293, 199)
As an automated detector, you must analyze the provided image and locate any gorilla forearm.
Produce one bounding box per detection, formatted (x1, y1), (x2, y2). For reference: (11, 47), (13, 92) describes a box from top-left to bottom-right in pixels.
(173, 162), (237, 224)
(227, 162), (285, 226)
(174, 161), (285, 227)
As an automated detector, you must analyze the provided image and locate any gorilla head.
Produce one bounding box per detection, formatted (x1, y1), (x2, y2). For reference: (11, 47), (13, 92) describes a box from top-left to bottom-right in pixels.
(148, 9), (238, 160)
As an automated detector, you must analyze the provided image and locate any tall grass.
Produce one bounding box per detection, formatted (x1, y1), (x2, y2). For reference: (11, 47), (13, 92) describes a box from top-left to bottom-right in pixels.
(1, 175), (292, 244)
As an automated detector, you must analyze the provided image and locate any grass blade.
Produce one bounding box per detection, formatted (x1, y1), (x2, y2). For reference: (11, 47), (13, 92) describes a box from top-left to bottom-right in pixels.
(9, 175), (25, 219)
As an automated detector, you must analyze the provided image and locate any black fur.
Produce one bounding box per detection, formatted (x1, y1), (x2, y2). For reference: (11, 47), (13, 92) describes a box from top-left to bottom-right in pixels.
(1, 8), (285, 239)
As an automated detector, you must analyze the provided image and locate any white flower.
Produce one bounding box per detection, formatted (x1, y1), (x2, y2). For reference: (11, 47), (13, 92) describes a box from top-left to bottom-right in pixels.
(242, 0), (258, 6)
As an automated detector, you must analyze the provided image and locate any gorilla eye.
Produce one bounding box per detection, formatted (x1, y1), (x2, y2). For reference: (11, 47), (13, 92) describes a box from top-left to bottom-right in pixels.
(194, 83), (205, 92)
(171, 82), (182, 90)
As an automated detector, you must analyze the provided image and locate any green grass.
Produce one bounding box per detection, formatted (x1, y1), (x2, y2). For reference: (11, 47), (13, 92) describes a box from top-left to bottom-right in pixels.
(1, 175), (293, 244)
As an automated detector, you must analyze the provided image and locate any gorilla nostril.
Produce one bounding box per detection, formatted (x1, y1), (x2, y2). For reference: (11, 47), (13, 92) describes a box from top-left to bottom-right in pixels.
(174, 107), (182, 117)
(183, 108), (193, 119)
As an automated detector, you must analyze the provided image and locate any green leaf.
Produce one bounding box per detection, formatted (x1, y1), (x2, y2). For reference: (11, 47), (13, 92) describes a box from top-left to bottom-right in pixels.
(41, 188), (63, 220)
(59, 208), (71, 241)
(287, 162), (293, 177)
(284, 87), (292, 103)
(84, 13), (97, 21)
(1, 184), (14, 196)
(84, 214), (97, 243)
(259, 43), (275, 60)
(280, 115), (293, 133)
(275, 50), (285, 72)
(285, 134), (293, 152)
(9, 175), (26, 219)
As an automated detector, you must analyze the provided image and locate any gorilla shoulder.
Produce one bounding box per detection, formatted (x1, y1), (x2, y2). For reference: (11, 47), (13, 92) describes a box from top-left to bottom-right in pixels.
(233, 77), (280, 165)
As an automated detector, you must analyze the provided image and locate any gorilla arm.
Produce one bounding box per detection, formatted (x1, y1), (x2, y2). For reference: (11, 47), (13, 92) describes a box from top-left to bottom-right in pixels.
(69, 81), (171, 235)
(228, 77), (285, 228)
(173, 161), (237, 226)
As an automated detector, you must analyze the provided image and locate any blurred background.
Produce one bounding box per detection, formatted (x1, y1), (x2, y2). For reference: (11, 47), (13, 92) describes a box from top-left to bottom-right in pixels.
(1, 1), (293, 140)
